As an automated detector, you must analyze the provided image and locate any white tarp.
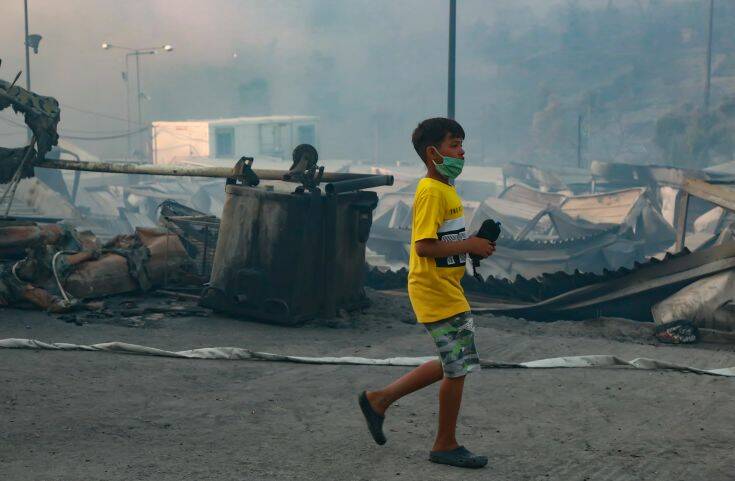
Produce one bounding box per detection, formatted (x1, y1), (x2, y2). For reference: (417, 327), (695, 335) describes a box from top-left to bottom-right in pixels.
(652, 270), (735, 332)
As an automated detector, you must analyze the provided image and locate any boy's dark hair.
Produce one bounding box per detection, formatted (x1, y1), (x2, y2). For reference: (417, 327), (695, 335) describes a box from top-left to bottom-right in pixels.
(411, 117), (465, 163)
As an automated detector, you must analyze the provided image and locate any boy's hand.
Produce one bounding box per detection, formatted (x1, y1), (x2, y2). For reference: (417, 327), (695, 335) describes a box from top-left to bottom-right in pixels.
(466, 236), (495, 258)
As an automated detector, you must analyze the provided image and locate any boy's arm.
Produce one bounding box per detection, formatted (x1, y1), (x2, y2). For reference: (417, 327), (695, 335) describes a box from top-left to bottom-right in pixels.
(415, 236), (494, 259)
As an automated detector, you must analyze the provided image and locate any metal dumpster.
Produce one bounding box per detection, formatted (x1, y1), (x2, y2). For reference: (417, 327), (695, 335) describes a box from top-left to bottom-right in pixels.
(200, 184), (378, 325)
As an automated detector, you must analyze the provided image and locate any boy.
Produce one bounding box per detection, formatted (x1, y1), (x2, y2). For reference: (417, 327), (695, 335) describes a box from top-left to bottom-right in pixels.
(359, 118), (495, 469)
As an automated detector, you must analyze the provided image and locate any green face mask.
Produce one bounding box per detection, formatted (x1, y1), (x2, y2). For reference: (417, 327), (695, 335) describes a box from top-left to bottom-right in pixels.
(431, 147), (464, 179)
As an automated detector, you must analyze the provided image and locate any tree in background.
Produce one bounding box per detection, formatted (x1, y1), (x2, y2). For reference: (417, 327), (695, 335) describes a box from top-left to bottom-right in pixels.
(654, 97), (735, 168)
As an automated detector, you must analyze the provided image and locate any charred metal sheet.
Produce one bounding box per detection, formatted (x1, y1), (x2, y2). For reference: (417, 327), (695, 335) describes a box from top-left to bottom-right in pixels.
(0, 147), (35, 183)
(472, 242), (735, 322)
(158, 200), (220, 279)
(461, 249), (694, 302)
(366, 247), (703, 306)
(0, 78), (60, 166)
(590, 161), (735, 189)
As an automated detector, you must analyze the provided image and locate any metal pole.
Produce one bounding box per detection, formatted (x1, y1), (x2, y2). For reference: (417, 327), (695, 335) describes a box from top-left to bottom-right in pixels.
(125, 53), (131, 158)
(577, 114), (583, 168)
(704, 0), (714, 111)
(32, 157), (395, 184)
(447, 0), (456, 119)
(135, 52), (143, 157)
(23, 0), (32, 142)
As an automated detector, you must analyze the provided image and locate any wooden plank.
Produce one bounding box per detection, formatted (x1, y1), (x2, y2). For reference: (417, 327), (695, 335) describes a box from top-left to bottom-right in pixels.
(674, 190), (690, 253)
(682, 178), (735, 212)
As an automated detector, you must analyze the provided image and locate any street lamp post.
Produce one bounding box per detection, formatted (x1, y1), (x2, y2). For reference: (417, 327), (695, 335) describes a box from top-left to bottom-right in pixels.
(101, 42), (173, 159)
(124, 54), (131, 157)
(22, 0), (42, 142)
(704, 0), (715, 111)
(131, 50), (157, 135)
(23, 0), (30, 93)
(447, 0), (456, 119)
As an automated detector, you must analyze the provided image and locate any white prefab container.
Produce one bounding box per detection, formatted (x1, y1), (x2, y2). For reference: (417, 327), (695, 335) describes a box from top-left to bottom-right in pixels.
(152, 116), (318, 165)
(151, 121), (210, 165)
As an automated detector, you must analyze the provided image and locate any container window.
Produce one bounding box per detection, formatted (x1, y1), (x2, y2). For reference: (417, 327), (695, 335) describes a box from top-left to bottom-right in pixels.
(215, 127), (234, 158)
(259, 123), (287, 158)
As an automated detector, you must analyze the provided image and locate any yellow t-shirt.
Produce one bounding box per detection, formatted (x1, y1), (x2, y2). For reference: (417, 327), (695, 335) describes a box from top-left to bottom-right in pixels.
(408, 177), (470, 324)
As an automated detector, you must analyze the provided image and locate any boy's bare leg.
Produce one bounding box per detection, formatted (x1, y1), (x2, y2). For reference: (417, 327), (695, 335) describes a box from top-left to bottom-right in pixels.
(432, 375), (464, 452)
(365, 359), (443, 415)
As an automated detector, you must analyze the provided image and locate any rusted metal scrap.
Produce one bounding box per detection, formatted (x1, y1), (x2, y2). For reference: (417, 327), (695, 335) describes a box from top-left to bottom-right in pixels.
(471, 242), (735, 322)
(157, 200), (220, 280)
(0, 76), (60, 167)
(0, 219), (197, 312)
(1, 221), (97, 311)
(64, 227), (196, 299)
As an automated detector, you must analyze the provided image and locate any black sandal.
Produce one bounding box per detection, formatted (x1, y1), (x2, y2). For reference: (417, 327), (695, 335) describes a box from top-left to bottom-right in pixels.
(429, 446), (488, 468)
(358, 391), (386, 445)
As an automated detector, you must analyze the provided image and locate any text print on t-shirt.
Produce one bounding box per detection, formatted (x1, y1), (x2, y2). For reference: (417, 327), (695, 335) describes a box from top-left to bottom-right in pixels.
(436, 216), (467, 268)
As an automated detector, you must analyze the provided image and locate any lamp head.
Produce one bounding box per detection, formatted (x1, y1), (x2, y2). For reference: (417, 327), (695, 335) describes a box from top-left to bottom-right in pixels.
(27, 34), (42, 54)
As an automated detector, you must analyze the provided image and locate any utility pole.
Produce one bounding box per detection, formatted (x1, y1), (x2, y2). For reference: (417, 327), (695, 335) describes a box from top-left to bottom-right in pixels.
(704, 0), (714, 111)
(124, 55), (131, 158)
(447, 0), (456, 119)
(23, 0), (32, 142)
(135, 53), (143, 156)
(23, 0), (31, 92)
(103, 43), (172, 159)
(577, 114), (583, 168)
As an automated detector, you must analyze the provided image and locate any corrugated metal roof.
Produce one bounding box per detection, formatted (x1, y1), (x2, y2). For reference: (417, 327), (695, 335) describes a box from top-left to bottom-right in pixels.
(499, 183), (567, 208)
(561, 188), (645, 224)
(483, 197), (545, 221)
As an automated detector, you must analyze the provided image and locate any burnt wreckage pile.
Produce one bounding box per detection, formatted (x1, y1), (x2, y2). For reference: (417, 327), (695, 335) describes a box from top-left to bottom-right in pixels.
(1, 74), (393, 324)
(369, 163), (735, 280)
(367, 162), (735, 337)
(3, 68), (735, 335)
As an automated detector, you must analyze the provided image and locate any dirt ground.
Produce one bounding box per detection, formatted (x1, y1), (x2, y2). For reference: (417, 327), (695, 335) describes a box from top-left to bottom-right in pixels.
(1, 288), (735, 481)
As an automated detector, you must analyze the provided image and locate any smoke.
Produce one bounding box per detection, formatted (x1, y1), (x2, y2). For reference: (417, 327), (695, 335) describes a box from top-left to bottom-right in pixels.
(0, 0), (706, 165)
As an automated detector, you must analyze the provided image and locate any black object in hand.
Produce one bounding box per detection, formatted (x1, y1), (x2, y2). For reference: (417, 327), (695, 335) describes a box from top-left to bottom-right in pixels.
(470, 219), (501, 281)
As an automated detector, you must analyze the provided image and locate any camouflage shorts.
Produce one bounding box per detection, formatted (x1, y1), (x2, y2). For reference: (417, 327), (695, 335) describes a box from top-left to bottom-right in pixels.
(424, 311), (480, 378)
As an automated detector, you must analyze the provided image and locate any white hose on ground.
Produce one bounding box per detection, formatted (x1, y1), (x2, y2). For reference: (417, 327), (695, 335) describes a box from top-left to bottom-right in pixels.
(0, 338), (734, 377)
(51, 250), (78, 304)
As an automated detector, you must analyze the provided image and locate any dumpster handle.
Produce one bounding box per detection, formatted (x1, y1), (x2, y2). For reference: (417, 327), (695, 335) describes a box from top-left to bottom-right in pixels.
(324, 175), (393, 195)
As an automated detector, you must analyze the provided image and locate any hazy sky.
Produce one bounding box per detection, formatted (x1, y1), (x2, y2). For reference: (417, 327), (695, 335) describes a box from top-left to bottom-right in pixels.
(0, 0), (701, 162)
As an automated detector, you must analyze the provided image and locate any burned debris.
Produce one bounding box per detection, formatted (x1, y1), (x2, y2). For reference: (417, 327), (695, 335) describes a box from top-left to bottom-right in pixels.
(366, 160), (735, 341)
(3, 66), (735, 344)
(1, 78), (393, 325)
(0, 220), (194, 312)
